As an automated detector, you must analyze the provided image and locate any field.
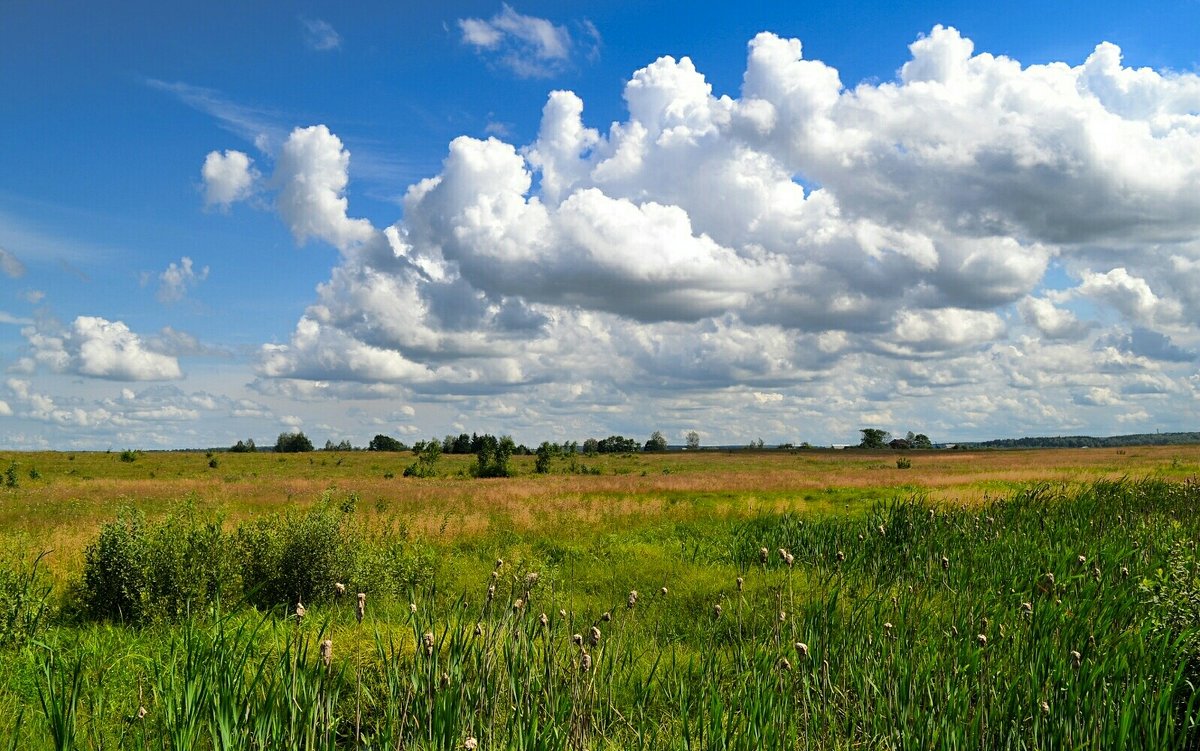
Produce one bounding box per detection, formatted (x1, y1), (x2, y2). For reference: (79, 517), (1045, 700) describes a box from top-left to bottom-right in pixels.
(2, 445), (1200, 749)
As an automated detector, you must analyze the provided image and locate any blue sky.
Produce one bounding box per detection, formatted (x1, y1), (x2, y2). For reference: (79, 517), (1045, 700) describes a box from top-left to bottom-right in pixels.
(2, 1), (1199, 449)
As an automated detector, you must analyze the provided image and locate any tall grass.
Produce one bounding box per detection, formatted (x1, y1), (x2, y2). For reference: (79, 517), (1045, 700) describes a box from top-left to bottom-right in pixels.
(5, 478), (1200, 748)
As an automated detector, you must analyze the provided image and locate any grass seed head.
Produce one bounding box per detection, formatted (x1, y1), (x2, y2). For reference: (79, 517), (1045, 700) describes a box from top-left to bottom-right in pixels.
(779, 610), (787, 622)
(601, 611), (611, 622)
(1070, 650), (1082, 669)
(410, 602), (417, 614)
(784, 552), (794, 567)
(513, 598), (524, 612)
(1077, 554), (1087, 566)
(572, 633), (583, 647)
(136, 706), (147, 721)
(977, 634), (987, 647)
(660, 586), (668, 597)
(1022, 602), (1033, 615)
(334, 582), (346, 596)
(941, 556), (950, 571)
(836, 550), (845, 562)
(713, 603), (723, 619)
(475, 623), (483, 637)
(495, 558), (503, 569)
(581, 651), (592, 672)
(525, 572), (539, 588)
(1121, 565), (1130, 578)
(736, 576), (744, 591)
(423, 631), (435, 656)
(779, 657), (792, 671)
(487, 584), (496, 602)
(1041, 701), (1050, 715)
(295, 600), (306, 622)
(559, 608), (567, 618)
(589, 626), (601, 646)
(356, 592), (366, 623)
(539, 612), (548, 627)
(796, 642), (809, 659)
(760, 547), (769, 564)
(627, 590), (638, 608)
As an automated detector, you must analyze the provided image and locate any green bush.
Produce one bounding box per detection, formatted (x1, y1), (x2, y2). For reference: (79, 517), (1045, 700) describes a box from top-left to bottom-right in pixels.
(81, 505), (239, 624)
(119, 449), (137, 463)
(236, 501), (357, 609)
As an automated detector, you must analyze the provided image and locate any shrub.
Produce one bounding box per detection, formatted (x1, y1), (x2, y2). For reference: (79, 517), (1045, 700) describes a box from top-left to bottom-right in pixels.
(120, 449), (138, 463)
(81, 505), (238, 624)
(274, 431), (314, 453)
(473, 435), (515, 478)
(404, 439), (442, 478)
(4, 461), (18, 488)
(237, 501), (357, 609)
(896, 457), (912, 469)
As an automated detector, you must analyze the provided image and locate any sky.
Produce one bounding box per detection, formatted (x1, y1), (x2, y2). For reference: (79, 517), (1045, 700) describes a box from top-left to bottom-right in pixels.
(2, 1), (1200, 450)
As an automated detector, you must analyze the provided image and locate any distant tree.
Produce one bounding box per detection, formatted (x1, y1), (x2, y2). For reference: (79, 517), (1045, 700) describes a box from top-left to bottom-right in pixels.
(404, 438), (442, 477)
(582, 438), (599, 455)
(597, 435), (639, 454)
(910, 433), (933, 449)
(748, 438), (765, 450)
(275, 431), (314, 453)
(686, 431), (701, 450)
(368, 434), (407, 452)
(474, 435), (516, 478)
(858, 429), (889, 449)
(323, 439), (352, 451)
(644, 431), (668, 453)
(534, 441), (556, 474)
(229, 438), (257, 453)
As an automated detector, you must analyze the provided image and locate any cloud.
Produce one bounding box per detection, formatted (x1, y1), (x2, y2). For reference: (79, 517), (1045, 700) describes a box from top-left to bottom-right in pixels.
(458, 5), (580, 78)
(275, 126), (375, 251)
(22, 317), (182, 381)
(202, 150), (259, 208)
(301, 17), (341, 51)
(150, 79), (286, 153)
(0, 247), (25, 278)
(0, 400), (10, 416)
(193, 26), (1200, 443)
(157, 257), (210, 303)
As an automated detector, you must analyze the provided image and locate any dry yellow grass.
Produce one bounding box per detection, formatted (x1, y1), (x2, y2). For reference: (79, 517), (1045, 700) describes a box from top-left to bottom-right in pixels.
(1, 445), (1197, 577)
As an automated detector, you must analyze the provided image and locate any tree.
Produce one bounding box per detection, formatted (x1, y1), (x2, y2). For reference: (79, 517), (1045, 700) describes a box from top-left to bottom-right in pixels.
(368, 434), (406, 452)
(644, 431), (668, 453)
(686, 431), (701, 450)
(404, 438), (442, 477)
(858, 428), (889, 449)
(275, 431), (314, 453)
(229, 438), (256, 453)
(910, 433), (933, 449)
(582, 438), (599, 455)
(474, 435), (516, 478)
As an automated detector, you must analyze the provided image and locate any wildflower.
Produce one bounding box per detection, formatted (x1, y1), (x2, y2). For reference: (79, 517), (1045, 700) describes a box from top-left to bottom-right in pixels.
(572, 633), (583, 647)
(465, 738), (478, 750)
(977, 634), (987, 647)
(778, 547), (787, 561)
(878, 524), (886, 536)
(295, 600), (306, 622)
(136, 706), (148, 721)
(713, 603), (722, 619)
(487, 584), (496, 602)
(559, 608), (567, 618)
(539, 612), (548, 627)
(759, 547), (769, 564)
(410, 602), (417, 614)
(660, 586), (668, 597)
(1021, 602), (1033, 616)
(513, 598), (524, 613)
(525, 572), (540, 588)
(1120, 565), (1129, 578)
(334, 582), (346, 596)
(779, 610), (787, 623)
(356, 592), (366, 623)
(627, 590), (639, 608)
(589, 626), (601, 646)
(795, 642), (809, 659)
(320, 639), (333, 668)
(784, 552), (795, 567)
(440, 672), (451, 689)
(491, 570), (499, 580)
(883, 622), (893, 633)
(779, 657), (792, 671)
(581, 651), (592, 672)
(601, 611), (611, 622)
(836, 550), (845, 563)
(495, 558), (504, 569)
(1040, 701), (1050, 715)
(1070, 650), (1082, 670)
(736, 576), (744, 591)
(1077, 554), (1087, 566)
(941, 556), (949, 571)
(423, 631), (435, 656)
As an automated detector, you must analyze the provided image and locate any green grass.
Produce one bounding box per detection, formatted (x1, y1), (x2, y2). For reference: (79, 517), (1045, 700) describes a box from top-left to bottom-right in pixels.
(2, 478), (1199, 748)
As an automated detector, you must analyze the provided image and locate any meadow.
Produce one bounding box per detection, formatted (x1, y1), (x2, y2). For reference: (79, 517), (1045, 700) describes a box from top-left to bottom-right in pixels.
(2, 445), (1200, 749)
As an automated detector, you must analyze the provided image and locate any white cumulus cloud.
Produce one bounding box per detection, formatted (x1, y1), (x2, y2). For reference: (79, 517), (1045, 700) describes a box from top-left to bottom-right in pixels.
(458, 5), (585, 78)
(157, 257), (210, 303)
(202, 149), (259, 208)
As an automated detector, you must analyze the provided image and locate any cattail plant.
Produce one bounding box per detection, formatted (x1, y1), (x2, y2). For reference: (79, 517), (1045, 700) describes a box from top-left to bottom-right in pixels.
(589, 626), (601, 646)
(320, 639), (332, 668)
(795, 642), (809, 660)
